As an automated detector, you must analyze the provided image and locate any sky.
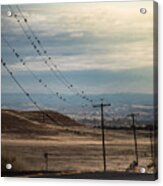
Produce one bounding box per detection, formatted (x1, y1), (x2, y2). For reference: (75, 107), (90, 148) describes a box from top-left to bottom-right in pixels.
(1, 1), (154, 95)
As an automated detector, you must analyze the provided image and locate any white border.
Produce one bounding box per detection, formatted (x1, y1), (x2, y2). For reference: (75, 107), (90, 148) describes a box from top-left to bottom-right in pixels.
(0, 0), (162, 185)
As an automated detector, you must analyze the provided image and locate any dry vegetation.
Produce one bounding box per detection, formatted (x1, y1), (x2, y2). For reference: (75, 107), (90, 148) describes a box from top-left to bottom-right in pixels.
(1, 109), (155, 177)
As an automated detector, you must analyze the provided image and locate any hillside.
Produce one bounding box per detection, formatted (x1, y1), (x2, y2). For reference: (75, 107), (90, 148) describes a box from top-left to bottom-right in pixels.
(2, 108), (81, 126)
(1, 109), (84, 137)
(2, 110), (47, 133)
(19, 110), (81, 126)
(1, 109), (154, 176)
(1, 109), (101, 139)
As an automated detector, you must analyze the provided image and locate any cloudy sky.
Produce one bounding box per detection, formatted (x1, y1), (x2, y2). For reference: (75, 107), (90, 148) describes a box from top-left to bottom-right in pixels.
(1, 1), (154, 95)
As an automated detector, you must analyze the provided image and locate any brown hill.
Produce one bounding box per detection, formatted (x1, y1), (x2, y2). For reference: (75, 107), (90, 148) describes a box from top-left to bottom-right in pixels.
(1, 109), (81, 135)
(19, 110), (80, 126)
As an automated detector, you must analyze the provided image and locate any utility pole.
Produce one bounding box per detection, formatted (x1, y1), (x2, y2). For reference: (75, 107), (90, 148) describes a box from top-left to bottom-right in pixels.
(149, 125), (154, 162)
(44, 153), (48, 171)
(127, 113), (139, 165)
(147, 125), (155, 169)
(42, 112), (45, 123)
(93, 99), (111, 172)
(44, 152), (54, 171)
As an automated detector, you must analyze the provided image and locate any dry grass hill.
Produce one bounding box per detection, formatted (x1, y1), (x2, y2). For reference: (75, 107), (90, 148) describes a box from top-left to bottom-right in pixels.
(1, 109), (155, 177)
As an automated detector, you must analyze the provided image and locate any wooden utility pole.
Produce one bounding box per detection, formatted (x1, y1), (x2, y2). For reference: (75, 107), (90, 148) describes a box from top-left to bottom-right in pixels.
(149, 126), (154, 161)
(44, 152), (48, 171)
(43, 112), (45, 123)
(44, 153), (56, 171)
(127, 113), (139, 165)
(93, 100), (111, 172)
(147, 125), (155, 169)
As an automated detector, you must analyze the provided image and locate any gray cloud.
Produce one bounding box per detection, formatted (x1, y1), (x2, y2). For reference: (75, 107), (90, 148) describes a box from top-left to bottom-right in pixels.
(1, 1), (154, 94)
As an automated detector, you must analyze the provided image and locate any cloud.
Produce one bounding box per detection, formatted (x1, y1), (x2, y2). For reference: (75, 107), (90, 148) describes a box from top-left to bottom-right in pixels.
(1, 1), (154, 94)
(1, 67), (153, 94)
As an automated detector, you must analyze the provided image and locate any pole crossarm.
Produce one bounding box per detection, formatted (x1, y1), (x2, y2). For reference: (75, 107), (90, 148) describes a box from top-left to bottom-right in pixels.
(93, 103), (111, 108)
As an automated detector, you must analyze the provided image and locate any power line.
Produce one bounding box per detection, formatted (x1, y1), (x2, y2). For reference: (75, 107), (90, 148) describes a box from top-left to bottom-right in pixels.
(2, 35), (94, 122)
(16, 4), (67, 86)
(2, 35), (95, 113)
(8, 5), (94, 105)
(13, 11), (72, 91)
(8, 6), (76, 93)
(2, 35), (68, 104)
(1, 58), (62, 125)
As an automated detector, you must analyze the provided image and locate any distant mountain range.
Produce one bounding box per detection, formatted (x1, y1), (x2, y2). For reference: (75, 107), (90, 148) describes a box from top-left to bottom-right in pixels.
(2, 92), (154, 107)
(1, 93), (155, 123)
